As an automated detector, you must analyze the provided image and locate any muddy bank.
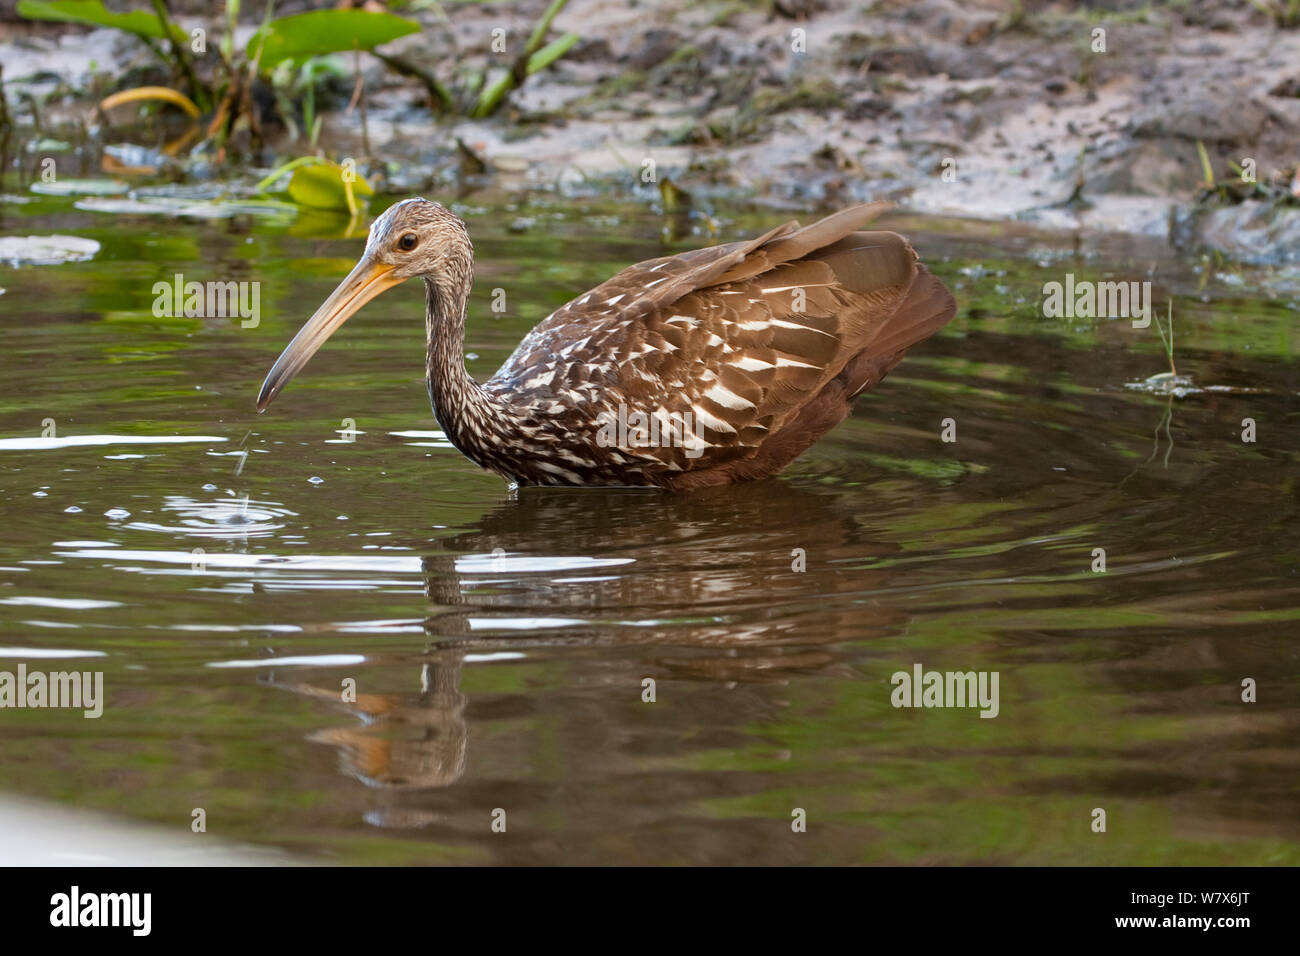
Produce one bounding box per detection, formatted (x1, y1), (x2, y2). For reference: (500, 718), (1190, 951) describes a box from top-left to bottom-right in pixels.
(1, 0), (1298, 263)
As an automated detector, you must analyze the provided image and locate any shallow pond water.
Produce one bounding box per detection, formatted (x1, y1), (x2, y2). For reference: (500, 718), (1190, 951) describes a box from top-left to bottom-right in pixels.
(1, 189), (1298, 864)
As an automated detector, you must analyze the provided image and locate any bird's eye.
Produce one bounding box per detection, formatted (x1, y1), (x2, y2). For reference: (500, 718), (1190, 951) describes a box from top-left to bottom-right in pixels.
(398, 233), (419, 252)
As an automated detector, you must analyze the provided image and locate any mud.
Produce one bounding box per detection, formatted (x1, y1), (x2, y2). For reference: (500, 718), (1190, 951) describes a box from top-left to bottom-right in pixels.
(2, 0), (1298, 263)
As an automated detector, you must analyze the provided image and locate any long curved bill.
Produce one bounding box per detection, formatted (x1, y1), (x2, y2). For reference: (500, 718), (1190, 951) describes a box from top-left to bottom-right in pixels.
(256, 258), (403, 412)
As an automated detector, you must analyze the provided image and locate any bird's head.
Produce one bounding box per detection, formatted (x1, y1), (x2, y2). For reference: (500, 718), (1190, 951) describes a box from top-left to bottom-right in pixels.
(256, 198), (470, 412)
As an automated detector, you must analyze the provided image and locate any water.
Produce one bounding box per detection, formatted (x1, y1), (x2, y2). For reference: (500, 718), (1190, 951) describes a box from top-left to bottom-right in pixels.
(1, 191), (1298, 864)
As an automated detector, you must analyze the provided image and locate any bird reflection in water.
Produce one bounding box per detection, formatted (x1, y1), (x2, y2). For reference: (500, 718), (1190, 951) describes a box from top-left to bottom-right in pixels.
(275, 657), (468, 801)
(270, 481), (912, 817)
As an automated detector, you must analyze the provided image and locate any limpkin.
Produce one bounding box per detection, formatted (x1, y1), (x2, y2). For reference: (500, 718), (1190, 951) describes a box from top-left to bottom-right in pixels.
(257, 199), (956, 490)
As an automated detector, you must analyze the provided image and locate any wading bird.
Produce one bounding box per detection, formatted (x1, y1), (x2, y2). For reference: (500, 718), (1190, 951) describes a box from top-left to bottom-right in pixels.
(257, 199), (955, 490)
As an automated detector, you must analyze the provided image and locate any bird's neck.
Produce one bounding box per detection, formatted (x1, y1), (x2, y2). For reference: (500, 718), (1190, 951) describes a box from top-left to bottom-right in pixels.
(423, 275), (502, 468)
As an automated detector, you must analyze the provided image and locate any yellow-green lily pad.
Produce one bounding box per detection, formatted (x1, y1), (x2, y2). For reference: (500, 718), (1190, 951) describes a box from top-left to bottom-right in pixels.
(286, 162), (374, 213)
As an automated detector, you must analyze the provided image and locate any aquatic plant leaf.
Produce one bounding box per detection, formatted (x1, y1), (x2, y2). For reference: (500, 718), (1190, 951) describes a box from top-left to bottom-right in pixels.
(16, 0), (186, 43)
(469, 72), (514, 119)
(0, 234), (100, 266)
(526, 32), (579, 75)
(1195, 140), (1215, 190)
(286, 162), (374, 212)
(469, 29), (578, 117)
(658, 177), (692, 213)
(100, 86), (201, 119)
(29, 178), (129, 197)
(74, 196), (299, 220)
(288, 210), (371, 240)
(249, 10), (420, 68)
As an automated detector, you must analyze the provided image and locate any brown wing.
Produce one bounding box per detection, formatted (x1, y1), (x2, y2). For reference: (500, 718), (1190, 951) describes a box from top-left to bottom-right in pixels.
(488, 212), (811, 386)
(487, 203), (955, 484)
